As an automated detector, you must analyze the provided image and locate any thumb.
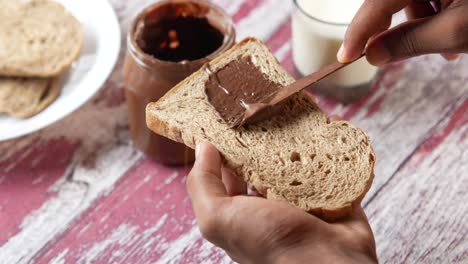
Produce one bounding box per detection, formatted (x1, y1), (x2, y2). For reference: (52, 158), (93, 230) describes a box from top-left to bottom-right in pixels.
(187, 142), (227, 217)
(366, 7), (468, 66)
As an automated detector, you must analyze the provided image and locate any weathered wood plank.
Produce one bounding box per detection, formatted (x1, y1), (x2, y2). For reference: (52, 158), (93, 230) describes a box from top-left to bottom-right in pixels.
(366, 98), (467, 263)
(0, 139), (79, 245)
(231, 0), (263, 23)
(235, 0), (291, 41)
(0, 1), (290, 263)
(0, 0), (466, 263)
(356, 56), (468, 204)
(32, 160), (228, 264)
(0, 144), (142, 263)
(264, 19), (291, 54)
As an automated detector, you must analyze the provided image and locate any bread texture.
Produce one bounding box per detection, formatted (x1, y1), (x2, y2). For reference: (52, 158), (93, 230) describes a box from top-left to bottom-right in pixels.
(0, 0), (21, 16)
(146, 38), (375, 220)
(0, 77), (61, 118)
(0, 0), (82, 77)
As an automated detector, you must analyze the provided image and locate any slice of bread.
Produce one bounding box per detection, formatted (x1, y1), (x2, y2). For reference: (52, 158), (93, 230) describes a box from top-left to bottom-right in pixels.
(0, 0), (21, 16)
(0, 77), (61, 118)
(0, 0), (82, 77)
(146, 38), (375, 220)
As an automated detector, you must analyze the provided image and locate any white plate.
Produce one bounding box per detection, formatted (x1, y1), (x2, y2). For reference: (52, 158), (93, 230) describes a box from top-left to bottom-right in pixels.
(0, 0), (121, 141)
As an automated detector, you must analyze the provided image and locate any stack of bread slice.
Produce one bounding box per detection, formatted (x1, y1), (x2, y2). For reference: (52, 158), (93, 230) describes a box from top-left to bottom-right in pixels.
(146, 38), (375, 220)
(0, 0), (82, 118)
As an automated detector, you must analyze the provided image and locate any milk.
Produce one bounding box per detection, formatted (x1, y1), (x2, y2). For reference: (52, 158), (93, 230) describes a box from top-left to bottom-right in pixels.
(292, 0), (378, 97)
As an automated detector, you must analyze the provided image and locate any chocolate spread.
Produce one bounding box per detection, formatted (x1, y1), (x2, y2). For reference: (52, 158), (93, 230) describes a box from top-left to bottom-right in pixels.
(137, 16), (224, 62)
(204, 56), (283, 128)
(205, 55), (364, 128)
(124, 0), (235, 165)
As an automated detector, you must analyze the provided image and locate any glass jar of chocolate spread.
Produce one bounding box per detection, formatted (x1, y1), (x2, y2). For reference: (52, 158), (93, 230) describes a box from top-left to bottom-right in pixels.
(124, 0), (235, 165)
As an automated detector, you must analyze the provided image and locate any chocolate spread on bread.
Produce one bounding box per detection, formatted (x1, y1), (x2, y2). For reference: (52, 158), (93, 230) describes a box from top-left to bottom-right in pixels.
(204, 56), (284, 128)
(205, 55), (364, 128)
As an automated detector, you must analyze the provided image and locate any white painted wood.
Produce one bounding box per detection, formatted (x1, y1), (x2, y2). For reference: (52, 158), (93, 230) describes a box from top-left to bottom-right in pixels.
(0, 2), (291, 262)
(80, 215), (168, 263)
(0, 146), (142, 263)
(0, 1), (466, 263)
(366, 101), (467, 262)
(275, 41), (292, 62)
(236, 0), (292, 41)
(219, 0), (248, 15)
(346, 56), (468, 204)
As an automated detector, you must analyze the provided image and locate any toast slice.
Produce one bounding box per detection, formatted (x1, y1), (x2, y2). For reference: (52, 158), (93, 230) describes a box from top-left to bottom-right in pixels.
(0, 0), (82, 77)
(0, 0), (21, 16)
(146, 38), (375, 220)
(0, 77), (61, 118)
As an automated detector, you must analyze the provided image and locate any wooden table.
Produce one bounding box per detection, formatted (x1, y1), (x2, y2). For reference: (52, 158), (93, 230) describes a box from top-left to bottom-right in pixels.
(0, 0), (467, 263)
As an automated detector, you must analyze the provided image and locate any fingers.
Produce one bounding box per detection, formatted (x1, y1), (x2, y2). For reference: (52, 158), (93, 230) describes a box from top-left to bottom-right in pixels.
(405, 1), (435, 20)
(339, 205), (378, 260)
(441, 53), (461, 61)
(189, 142), (226, 197)
(187, 143), (247, 244)
(187, 142), (227, 225)
(187, 142), (246, 198)
(222, 167), (247, 196)
(338, 0), (411, 62)
(340, 205), (372, 232)
(366, 6), (468, 65)
(405, 2), (461, 62)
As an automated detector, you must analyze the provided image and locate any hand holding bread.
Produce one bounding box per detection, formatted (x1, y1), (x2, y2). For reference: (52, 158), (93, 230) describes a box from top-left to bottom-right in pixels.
(187, 142), (378, 264)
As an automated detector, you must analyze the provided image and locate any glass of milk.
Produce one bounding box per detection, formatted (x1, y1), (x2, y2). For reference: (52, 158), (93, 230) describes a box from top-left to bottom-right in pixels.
(292, 0), (379, 103)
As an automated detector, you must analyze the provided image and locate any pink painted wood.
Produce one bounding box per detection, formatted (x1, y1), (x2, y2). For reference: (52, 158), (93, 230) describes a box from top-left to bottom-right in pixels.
(0, 0), (467, 263)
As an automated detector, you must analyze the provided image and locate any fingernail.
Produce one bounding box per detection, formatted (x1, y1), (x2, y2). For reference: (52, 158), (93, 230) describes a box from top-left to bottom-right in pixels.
(366, 40), (391, 66)
(337, 42), (361, 63)
(337, 43), (347, 63)
(442, 53), (460, 61)
(195, 144), (202, 158)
